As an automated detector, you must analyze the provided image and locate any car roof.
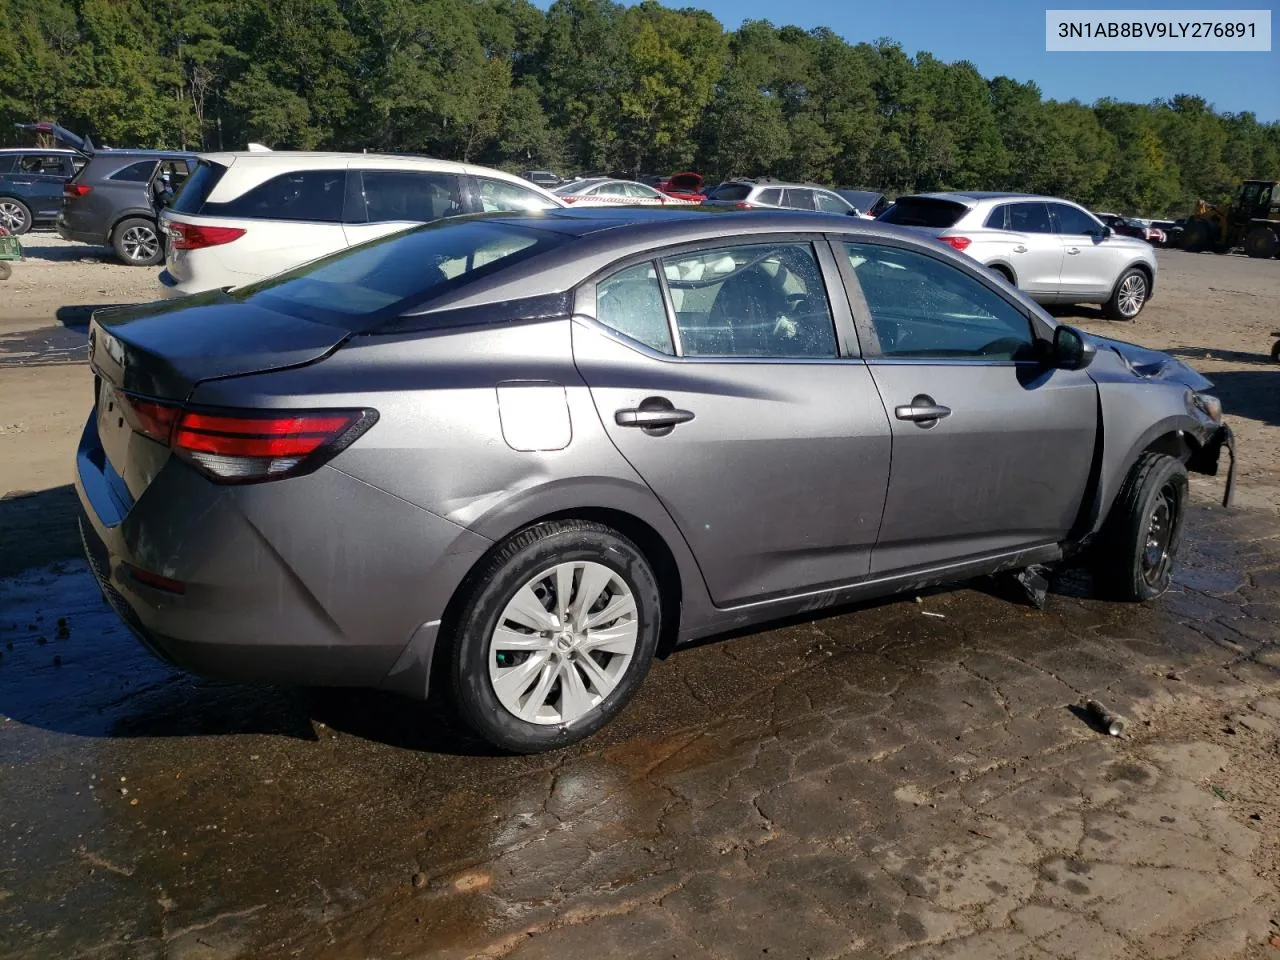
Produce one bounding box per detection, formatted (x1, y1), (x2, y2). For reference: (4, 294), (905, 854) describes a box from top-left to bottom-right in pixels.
(904, 191), (1053, 203)
(88, 149), (198, 160)
(0, 147), (78, 155)
(396, 206), (1048, 319)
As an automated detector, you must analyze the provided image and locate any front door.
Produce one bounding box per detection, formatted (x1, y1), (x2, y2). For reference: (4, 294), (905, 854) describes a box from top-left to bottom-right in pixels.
(1050, 202), (1115, 300)
(573, 238), (892, 607)
(837, 239), (1098, 575)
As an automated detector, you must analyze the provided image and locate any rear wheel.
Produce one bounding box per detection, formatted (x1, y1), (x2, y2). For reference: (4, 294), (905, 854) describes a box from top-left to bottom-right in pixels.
(1182, 220), (1212, 253)
(449, 520), (662, 753)
(1103, 268), (1148, 320)
(0, 198), (31, 235)
(1092, 452), (1188, 601)
(1244, 226), (1278, 260)
(112, 218), (163, 266)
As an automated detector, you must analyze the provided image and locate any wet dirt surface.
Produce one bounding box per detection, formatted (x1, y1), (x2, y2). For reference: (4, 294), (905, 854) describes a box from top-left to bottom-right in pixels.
(1, 238), (1280, 959)
(2, 502), (1280, 960)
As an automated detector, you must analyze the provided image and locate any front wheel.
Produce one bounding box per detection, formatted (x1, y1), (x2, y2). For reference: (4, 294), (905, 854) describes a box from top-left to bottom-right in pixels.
(112, 218), (163, 266)
(1103, 268), (1149, 320)
(1244, 226), (1278, 260)
(449, 520), (662, 753)
(1092, 452), (1188, 601)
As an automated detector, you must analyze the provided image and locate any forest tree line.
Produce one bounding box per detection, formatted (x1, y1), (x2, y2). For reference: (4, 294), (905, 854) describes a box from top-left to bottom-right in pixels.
(2, 0), (1278, 216)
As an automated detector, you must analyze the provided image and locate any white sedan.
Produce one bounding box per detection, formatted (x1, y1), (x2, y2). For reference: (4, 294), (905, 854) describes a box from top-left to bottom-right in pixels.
(554, 178), (697, 207)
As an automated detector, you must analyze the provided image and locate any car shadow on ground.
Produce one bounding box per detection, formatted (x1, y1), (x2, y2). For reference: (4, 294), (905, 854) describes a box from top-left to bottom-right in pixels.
(1166, 345), (1277, 366)
(0, 485), (81, 575)
(1200, 369), (1280, 426)
(17, 240), (114, 264)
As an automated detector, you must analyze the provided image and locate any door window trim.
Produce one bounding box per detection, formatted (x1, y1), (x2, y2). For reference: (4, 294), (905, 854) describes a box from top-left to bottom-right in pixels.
(829, 233), (1052, 366)
(574, 232), (862, 364)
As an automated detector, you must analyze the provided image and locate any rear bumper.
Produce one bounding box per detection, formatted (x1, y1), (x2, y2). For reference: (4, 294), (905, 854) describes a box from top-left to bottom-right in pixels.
(156, 269), (191, 299)
(74, 412), (492, 697)
(57, 218), (104, 246)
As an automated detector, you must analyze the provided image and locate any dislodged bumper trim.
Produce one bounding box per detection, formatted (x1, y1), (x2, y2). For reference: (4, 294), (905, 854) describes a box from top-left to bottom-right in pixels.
(1188, 423), (1236, 508)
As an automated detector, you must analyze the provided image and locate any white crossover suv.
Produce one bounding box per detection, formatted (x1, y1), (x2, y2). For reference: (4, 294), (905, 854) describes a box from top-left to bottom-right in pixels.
(879, 192), (1158, 319)
(157, 153), (565, 297)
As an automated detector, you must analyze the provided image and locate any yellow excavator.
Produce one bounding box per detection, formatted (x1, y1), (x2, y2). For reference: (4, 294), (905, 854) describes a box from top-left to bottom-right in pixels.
(1182, 180), (1280, 258)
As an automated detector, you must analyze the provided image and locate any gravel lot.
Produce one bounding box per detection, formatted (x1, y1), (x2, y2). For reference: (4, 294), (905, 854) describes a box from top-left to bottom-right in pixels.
(1, 230), (1279, 960)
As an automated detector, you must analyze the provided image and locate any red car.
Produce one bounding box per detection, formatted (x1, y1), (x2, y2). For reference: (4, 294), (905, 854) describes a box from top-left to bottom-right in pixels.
(655, 171), (705, 203)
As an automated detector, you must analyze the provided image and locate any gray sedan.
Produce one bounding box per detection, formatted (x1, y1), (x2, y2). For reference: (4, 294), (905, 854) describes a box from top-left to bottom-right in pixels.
(75, 208), (1234, 752)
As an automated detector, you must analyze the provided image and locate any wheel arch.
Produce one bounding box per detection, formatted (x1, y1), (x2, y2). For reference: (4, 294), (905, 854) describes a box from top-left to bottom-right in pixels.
(108, 209), (159, 241)
(986, 260), (1016, 285)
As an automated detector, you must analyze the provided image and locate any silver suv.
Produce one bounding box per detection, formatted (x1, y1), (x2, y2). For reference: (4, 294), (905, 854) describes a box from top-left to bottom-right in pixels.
(880, 192), (1158, 320)
(703, 179), (861, 216)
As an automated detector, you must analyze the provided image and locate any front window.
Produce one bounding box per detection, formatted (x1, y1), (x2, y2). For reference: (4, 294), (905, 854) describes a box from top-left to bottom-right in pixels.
(844, 242), (1034, 361)
(661, 242), (837, 358)
(233, 220), (566, 329)
(814, 191), (851, 214)
(1052, 204), (1102, 236)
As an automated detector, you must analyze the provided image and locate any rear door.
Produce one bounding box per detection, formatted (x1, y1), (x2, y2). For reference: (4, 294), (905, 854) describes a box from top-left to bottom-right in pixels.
(7, 153), (71, 220)
(573, 236), (892, 606)
(837, 238), (1097, 575)
(990, 201), (1062, 297)
(342, 166), (467, 246)
(167, 166), (349, 287)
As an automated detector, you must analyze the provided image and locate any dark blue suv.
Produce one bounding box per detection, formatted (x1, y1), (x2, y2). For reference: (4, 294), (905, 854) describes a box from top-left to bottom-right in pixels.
(0, 123), (87, 234)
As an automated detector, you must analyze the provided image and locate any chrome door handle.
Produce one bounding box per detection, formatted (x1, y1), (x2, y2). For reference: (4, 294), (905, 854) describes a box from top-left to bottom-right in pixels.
(894, 394), (951, 427)
(1013, 245), (1027, 253)
(1066, 247), (1081, 254)
(615, 397), (694, 436)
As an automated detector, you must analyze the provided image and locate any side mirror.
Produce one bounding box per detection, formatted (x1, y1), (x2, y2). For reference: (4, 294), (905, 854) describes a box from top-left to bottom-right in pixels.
(1100, 225), (1112, 239)
(1052, 325), (1096, 371)
(848, 208), (862, 216)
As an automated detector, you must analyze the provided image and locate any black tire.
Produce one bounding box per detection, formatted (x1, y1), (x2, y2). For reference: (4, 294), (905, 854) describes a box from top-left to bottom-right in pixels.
(112, 217), (163, 266)
(1271, 339), (1280, 363)
(0, 198), (32, 236)
(1244, 226), (1278, 260)
(1092, 452), (1188, 602)
(1103, 267), (1149, 320)
(1182, 220), (1212, 253)
(449, 519), (662, 753)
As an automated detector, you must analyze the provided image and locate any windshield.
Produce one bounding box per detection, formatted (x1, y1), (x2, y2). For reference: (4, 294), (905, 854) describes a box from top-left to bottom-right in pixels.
(232, 219), (567, 330)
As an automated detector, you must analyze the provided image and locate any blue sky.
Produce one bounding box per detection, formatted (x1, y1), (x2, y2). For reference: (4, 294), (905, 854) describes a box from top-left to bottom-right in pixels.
(543, 0), (1279, 121)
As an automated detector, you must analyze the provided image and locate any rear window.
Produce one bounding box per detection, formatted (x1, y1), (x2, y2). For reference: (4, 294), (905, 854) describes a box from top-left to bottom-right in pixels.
(0, 156), (14, 174)
(878, 197), (968, 228)
(706, 183), (751, 202)
(233, 219), (567, 329)
(169, 160), (226, 214)
(108, 160), (159, 183)
(201, 169), (347, 222)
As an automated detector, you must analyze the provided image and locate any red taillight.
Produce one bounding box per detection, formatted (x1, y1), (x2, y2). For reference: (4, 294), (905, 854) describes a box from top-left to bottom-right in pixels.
(119, 393), (179, 443)
(165, 222), (246, 250)
(123, 563), (186, 595)
(64, 183), (92, 198)
(113, 394), (377, 484)
(939, 236), (972, 251)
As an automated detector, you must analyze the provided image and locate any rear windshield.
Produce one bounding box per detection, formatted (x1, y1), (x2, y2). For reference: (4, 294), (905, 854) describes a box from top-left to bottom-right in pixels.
(232, 219), (567, 330)
(878, 197), (969, 228)
(169, 160), (228, 214)
(705, 183), (751, 202)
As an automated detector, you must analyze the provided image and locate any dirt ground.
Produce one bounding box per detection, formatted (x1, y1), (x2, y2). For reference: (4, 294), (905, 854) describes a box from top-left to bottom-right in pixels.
(1, 232), (1280, 960)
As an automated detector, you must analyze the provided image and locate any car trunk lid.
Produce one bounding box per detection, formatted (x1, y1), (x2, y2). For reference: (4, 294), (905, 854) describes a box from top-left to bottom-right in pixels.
(15, 121), (95, 157)
(89, 294), (350, 401)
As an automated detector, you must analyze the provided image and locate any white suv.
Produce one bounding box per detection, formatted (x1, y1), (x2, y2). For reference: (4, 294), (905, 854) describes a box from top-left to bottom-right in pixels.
(879, 192), (1158, 319)
(157, 153), (565, 297)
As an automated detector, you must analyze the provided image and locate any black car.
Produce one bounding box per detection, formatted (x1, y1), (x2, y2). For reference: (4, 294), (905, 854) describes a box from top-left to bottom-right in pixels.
(836, 189), (893, 218)
(522, 170), (563, 189)
(59, 148), (198, 265)
(0, 123), (91, 234)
